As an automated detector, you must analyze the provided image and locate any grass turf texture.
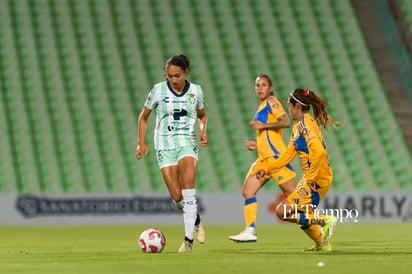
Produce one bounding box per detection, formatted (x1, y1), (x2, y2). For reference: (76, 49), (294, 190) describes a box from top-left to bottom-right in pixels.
(0, 223), (411, 274)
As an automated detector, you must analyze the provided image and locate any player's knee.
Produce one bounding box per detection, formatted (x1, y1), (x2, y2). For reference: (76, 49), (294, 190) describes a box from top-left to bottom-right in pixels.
(241, 189), (248, 198)
(241, 180), (260, 198)
(275, 205), (284, 219)
(242, 188), (256, 199)
(276, 203), (293, 219)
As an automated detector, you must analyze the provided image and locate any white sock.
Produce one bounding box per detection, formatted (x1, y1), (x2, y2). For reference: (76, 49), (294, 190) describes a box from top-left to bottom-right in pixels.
(173, 200), (184, 213)
(182, 188), (197, 240)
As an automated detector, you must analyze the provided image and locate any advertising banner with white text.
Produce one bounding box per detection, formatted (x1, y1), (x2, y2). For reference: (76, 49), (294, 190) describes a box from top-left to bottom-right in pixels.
(0, 191), (410, 226)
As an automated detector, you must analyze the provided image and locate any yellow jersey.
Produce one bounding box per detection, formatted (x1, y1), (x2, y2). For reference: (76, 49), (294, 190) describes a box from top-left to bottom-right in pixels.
(254, 95), (288, 160)
(267, 113), (333, 184)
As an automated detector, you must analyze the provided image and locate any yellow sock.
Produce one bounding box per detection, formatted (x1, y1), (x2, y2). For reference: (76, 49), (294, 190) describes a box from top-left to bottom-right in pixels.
(300, 224), (323, 246)
(244, 197), (257, 228)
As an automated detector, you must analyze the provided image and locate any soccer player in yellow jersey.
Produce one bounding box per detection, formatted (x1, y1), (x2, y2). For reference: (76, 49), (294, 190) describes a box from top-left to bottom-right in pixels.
(229, 75), (296, 242)
(255, 88), (340, 251)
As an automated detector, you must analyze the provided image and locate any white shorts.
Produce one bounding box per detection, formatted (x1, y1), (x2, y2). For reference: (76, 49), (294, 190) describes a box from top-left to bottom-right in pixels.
(156, 145), (199, 169)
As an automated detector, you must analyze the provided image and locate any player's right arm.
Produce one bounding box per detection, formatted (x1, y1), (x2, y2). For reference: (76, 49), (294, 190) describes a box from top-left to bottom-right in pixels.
(255, 137), (297, 179)
(268, 138), (297, 172)
(136, 106), (152, 160)
(249, 114), (290, 131)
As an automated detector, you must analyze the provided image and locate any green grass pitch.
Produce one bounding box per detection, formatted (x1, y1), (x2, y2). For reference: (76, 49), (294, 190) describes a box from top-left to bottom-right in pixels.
(1, 223), (411, 274)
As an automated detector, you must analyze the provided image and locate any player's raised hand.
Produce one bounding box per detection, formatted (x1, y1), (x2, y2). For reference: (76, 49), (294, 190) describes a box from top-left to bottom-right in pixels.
(135, 144), (149, 160)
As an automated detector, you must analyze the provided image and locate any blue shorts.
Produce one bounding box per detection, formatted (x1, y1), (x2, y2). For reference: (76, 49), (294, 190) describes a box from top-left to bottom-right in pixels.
(156, 145), (199, 169)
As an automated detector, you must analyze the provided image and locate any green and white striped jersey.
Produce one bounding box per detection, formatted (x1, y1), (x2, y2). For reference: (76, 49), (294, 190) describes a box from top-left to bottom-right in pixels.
(144, 80), (205, 150)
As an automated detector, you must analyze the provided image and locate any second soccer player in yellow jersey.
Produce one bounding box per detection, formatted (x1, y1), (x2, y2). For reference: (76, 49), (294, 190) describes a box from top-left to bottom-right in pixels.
(255, 88), (340, 251)
(229, 75), (296, 242)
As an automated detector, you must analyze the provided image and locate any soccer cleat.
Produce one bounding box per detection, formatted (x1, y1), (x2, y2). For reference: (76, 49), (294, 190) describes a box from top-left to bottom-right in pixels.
(304, 242), (332, 252)
(178, 238), (193, 253)
(322, 215), (338, 243)
(194, 217), (206, 244)
(228, 229), (257, 243)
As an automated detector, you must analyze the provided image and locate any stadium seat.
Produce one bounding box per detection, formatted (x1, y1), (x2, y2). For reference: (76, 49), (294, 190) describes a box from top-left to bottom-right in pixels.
(400, 0), (412, 30)
(0, 0), (410, 195)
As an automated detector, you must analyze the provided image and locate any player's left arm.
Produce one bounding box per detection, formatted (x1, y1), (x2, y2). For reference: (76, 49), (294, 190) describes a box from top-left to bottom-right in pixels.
(197, 108), (208, 147)
(256, 137), (297, 179)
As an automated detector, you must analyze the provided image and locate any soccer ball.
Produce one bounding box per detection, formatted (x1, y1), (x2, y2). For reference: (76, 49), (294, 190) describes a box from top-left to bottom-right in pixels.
(138, 228), (166, 253)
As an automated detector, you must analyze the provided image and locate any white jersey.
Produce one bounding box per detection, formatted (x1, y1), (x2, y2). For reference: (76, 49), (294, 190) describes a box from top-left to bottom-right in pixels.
(144, 80), (205, 150)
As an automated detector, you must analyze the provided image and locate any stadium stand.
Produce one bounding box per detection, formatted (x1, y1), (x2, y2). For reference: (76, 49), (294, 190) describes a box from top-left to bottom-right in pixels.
(0, 0), (410, 194)
(400, 0), (412, 32)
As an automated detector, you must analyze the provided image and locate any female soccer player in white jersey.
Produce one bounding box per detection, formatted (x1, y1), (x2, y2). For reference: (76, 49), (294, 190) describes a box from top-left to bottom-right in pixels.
(136, 54), (208, 253)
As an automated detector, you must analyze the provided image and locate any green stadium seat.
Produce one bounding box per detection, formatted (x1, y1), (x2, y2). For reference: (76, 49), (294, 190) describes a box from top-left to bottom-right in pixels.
(0, 0), (410, 195)
(401, 0), (412, 24)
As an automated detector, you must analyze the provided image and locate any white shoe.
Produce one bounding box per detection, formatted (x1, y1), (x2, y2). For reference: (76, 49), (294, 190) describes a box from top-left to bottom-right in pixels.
(229, 229), (257, 243)
(178, 238), (193, 253)
(194, 216), (206, 244)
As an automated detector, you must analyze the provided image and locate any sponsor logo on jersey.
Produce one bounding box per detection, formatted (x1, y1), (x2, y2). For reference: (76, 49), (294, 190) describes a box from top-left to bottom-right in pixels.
(189, 94), (196, 104)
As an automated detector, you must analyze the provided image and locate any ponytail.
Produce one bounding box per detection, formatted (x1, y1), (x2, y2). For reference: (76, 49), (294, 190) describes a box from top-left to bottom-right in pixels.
(289, 88), (340, 129)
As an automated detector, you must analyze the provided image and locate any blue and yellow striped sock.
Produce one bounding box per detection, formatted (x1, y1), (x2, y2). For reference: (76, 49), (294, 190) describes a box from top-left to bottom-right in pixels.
(244, 197), (257, 229)
(300, 224), (323, 246)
